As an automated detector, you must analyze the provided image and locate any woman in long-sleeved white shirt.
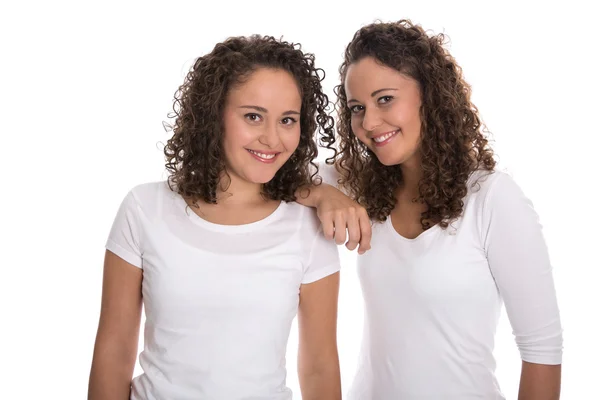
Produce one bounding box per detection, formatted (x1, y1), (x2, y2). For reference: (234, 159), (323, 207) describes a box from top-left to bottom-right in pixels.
(299, 20), (562, 399)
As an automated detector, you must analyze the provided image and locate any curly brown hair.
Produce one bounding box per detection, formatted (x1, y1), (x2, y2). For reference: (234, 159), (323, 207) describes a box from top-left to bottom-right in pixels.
(334, 20), (496, 229)
(164, 35), (335, 204)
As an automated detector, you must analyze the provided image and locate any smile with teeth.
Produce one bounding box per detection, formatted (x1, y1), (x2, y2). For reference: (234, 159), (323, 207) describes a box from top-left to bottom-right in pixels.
(373, 129), (399, 143)
(247, 149), (278, 160)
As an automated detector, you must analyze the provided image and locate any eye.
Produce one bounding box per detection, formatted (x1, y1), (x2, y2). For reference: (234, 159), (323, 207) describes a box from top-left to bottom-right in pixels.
(349, 104), (364, 114)
(281, 116), (298, 125)
(377, 95), (394, 104)
(244, 113), (262, 122)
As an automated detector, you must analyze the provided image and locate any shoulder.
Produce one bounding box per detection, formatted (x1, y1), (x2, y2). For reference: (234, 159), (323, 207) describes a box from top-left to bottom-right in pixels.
(278, 201), (321, 234)
(129, 181), (171, 201)
(467, 169), (522, 206)
(466, 169), (537, 232)
(121, 181), (174, 217)
(276, 202), (331, 257)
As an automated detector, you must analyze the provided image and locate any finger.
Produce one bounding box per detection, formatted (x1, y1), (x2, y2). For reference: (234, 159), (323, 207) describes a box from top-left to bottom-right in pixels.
(357, 210), (372, 254)
(333, 212), (347, 245)
(321, 213), (335, 240)
(345, 209), (360, 251)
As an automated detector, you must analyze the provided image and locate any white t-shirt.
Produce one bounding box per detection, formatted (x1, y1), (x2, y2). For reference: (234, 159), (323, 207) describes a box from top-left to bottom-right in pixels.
(105, 181), (340, 400)
(320, 165), (563, 399)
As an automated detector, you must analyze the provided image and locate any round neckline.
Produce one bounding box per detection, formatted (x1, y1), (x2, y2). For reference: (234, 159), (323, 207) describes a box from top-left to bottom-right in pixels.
(174, 193), (285, 233)
(385, 215), (440, 242)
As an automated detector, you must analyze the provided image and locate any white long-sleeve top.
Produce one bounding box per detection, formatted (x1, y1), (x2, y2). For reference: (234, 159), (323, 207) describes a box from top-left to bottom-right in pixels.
(323, 168), (563, 399)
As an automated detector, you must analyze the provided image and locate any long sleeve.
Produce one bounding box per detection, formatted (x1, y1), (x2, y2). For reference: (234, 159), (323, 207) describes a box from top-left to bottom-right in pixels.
(482, 172), (562, 365)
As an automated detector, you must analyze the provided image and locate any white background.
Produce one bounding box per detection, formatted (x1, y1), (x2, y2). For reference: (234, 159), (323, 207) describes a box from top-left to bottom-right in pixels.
(1, 0), (598, 398)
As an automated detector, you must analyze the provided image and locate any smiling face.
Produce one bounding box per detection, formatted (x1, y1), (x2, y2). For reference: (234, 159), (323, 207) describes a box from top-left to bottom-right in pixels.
(221, 67), (302, 186)
(345, 57), (423, 167)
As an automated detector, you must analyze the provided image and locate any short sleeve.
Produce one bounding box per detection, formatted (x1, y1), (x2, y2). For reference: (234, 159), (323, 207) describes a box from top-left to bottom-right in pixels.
(482, 173), (563, 365)
(302, 225), (341, 284)
(105, 191), (143, 268)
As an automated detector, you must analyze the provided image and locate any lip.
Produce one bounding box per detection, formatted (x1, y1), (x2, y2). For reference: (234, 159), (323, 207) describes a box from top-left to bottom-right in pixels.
(246, 149), (280, 164)
(371, 129), (399, 147)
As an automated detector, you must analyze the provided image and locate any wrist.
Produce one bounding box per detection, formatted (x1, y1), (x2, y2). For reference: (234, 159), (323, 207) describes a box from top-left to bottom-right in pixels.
(295, 184), (325, 208)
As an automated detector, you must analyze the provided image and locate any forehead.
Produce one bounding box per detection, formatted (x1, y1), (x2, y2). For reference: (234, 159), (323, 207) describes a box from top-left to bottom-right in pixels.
(344, 57), (418, 97)
(227, 67), (301, 106)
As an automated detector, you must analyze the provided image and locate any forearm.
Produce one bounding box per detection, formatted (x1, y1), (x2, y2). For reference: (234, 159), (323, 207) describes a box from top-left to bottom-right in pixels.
(298, 358), (342, 400)
(518, 361), (561, 400)
(295, 183), (326, 208)
(88, 337), (137, 400)
(90, 251), (143, 399)
(297, 272), (342, 399)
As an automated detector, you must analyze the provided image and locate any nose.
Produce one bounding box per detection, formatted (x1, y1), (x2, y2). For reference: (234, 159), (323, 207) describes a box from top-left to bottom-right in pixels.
(258, 122), (281, 148)
(362, 107), (383, 132)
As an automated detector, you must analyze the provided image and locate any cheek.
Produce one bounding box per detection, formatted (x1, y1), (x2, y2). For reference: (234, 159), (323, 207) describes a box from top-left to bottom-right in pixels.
(282, 128), (301, 152)
(350, 118), (369, 143)
(405, 115), (422, 142)
(404, 104), (422, 131)
(386, 105), (421, 140)
(223, 122), (251, 149)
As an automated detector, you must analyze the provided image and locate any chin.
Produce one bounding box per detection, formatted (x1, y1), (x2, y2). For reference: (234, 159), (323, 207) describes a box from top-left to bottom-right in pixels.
(373, 148), (410, 167)
(377, 159), (399, 167)
(374, 155), (404, 167)
(247, 171), (278, 185)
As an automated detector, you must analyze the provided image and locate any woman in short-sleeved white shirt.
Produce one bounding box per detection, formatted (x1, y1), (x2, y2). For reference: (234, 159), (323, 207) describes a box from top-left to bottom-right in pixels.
(300, 20), (563, 399)
(88, 35), (342, 400)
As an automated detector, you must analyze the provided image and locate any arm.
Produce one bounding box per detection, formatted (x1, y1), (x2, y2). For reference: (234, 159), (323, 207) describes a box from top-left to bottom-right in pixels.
(297, 272), (341, 400)
(482, 173), (562, 399)
(518, 361), (561, 399)
(88, 250), (143, 400)
(296, 183), (372, 254)
(296, 161), (371, 253)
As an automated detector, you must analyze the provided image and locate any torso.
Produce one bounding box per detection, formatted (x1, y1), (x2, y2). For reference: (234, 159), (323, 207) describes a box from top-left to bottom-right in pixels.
(348, 170), (506, 400)
(116, 182), (338, 400)
(388, 193), (429, 239)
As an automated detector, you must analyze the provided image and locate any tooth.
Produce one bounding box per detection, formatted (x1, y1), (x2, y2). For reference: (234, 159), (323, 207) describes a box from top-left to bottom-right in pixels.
(374, 131), (397, 142)
(249, 150), (276, 159)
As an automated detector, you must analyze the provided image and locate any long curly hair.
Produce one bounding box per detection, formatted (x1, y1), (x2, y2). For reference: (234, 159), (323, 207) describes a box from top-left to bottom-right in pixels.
(335, 20), (496, 229)
(164, 35), (335, 204)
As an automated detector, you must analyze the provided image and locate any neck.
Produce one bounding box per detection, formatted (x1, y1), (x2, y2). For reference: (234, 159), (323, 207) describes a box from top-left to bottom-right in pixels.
(399, 156), (422, 198)
(214, 170), (266, 206)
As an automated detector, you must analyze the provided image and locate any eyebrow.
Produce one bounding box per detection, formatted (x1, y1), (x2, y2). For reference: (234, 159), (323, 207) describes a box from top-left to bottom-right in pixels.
(347, 88), (398, 104)
(239, 105), (300, 116)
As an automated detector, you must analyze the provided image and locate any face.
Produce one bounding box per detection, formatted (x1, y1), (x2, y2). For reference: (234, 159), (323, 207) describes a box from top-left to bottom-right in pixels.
(345, 57), (422, 167)
(222, 68), (302, 185)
